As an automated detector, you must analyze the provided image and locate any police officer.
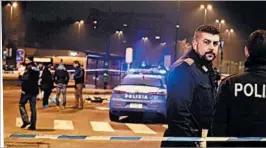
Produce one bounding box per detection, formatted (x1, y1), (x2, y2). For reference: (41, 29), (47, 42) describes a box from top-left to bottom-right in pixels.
(19, 57), (39, 130)
(161, 25), (220, 147)
(212, 30), (266, 147)
(73, 61), (85, 110)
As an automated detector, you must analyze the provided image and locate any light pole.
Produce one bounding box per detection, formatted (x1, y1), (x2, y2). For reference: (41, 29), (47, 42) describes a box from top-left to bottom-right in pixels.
(226, 28), (234, 41)
(175, 24), (180, 61)
(200, 4), (212, 24)
(7, 2), (17, 21)
(215, 19), (225, 31)
(75, 20), (84, 34)
(142, 37), (148, 64)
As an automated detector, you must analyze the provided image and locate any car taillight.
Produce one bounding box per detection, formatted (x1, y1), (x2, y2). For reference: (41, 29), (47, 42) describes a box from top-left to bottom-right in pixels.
(148, 91), (166, 96)
(113, 90), (127, 94)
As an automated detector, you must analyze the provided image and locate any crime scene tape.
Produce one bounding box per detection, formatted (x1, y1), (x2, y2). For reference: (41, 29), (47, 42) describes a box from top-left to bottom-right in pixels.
(7, 134), (266, 142)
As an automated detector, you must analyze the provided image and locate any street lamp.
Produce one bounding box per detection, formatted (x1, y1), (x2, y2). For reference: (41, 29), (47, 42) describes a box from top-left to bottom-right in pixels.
(174, 24), (180, 61)
(75, 20), (84, 34)
(226, 28), (234, 41)
(7, 2), (18, 20)
(200, 4), (212, 24)
(155, 36), (160, 40)
(215, 19), (225, 31)
(142, 37), (148, 41)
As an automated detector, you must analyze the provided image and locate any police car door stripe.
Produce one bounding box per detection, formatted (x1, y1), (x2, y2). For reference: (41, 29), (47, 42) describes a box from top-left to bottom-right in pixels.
(162, 124), (168, 129)
(90, 121), (115, 132)
(54, 120), (74, 130)
(125, 123), (156, 134)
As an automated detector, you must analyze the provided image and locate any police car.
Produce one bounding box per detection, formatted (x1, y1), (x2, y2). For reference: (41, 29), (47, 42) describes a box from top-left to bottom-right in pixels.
(109, 68), (167, 122)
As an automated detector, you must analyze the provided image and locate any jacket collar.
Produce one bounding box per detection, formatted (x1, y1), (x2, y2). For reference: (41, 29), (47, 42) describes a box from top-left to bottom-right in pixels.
(245, 56), (266, 72)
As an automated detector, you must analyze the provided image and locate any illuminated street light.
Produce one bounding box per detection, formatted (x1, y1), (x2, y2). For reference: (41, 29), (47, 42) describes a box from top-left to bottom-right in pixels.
(7, 2), (18, 20)
(207, 4), (212, 10)
(142, 37), (148, 41)
(12, 2), (17, 8)
(200, 4), (212, 24)
(216, 19), (225, 31)
(123, 24), (128, 27)
(116, 30), (123, 35)
(226, 28), (234, 41)
(155, 36), (160, 40)
(176, 25), (180, 28)
(161, 42), (166, 46)
(75, 20), (84, 33)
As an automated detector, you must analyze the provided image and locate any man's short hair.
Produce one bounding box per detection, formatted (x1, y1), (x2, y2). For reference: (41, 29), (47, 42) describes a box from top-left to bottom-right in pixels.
(193, 24), (220, 40)
(247, 30), (266, 58)
(73, 60), (80, 66)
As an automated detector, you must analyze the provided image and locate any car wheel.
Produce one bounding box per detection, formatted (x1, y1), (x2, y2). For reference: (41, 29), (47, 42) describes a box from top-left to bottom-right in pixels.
(109, 111), (119, 122)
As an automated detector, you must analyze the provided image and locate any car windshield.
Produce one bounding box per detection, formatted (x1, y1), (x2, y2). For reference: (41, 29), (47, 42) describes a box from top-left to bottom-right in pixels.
(120, 75), (164, 88)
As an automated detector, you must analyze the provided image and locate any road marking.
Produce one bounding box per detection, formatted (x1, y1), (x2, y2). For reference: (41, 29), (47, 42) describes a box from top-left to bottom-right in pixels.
(54, 120), (74, 130)
(90, 121), (115, 132)
(125, 123), (156, 134)
(94, 107), (110, 110)
(163, 124), (168, 128)
(16, 118), (23, 127)
(141, 136), (168, 141)
(35, 135), (59, 139)
(16, 117), (31, 127)
(85, 136), (111, 140)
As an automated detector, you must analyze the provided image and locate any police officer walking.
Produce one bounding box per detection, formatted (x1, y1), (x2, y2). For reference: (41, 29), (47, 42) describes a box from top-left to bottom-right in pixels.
(19, 57), (39, 130)
(161, 25), (221, 147)
(212, 30), (266, 147)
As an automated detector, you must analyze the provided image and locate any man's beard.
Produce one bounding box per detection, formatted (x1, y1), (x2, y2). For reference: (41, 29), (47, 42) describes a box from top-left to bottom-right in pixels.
(202, 51), (216, 62)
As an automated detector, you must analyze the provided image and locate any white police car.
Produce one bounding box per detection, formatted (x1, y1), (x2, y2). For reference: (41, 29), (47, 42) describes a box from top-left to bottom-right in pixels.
(109, 69), (167, 122)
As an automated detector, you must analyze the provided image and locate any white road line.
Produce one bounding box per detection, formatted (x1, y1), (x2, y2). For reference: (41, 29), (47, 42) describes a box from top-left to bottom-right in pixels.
(54, 120), (74, 130)
(16, 117), (31, 127)
(125, 123), (156, 134)
(94, 107), (110, 110)
(16, 117), (23, 127)
(90, 121), (115, 132)
(163, 124), (168, 128)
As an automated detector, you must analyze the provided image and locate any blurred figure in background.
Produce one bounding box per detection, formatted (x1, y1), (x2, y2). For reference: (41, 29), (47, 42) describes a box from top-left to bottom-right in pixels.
(53, 61), (69, 110)
(40, 63), (54, 108)
(73, 60), (85, 110)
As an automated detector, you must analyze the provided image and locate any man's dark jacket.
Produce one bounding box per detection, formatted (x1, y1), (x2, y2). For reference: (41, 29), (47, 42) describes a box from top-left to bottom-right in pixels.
(161, 49), (217, 147)
(212, 56), (266, 147)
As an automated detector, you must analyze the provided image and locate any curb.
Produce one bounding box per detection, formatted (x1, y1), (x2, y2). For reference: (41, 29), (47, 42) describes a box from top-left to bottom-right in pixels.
(7, 134), (266, 142)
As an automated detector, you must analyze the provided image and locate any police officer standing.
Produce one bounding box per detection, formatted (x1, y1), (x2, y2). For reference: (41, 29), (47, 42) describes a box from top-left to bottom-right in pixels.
(73, 61), (85, 110)
(161, 25), (221, 147)
(212, 30), (266, 147)
(19, 57), (39, 130)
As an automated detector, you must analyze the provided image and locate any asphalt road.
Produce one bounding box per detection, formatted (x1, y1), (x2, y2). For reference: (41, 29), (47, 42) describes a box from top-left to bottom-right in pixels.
(3, 83), (167, 147)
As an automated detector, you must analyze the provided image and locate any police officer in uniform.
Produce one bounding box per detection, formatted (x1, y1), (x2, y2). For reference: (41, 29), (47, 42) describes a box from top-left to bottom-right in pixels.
(19, 57), (39, 130)
(212, 30), (266, 147)
(161, 25), (221, 147)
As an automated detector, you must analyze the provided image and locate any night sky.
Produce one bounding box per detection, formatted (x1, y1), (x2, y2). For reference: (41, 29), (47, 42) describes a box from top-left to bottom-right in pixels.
(3, 1), (266, 38)
(2, 1), (266, 62)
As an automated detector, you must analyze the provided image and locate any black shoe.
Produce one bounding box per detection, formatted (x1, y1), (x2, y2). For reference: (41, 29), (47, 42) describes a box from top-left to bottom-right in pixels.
(28, 126), (36, 130)
(20, 122), (30, 128)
